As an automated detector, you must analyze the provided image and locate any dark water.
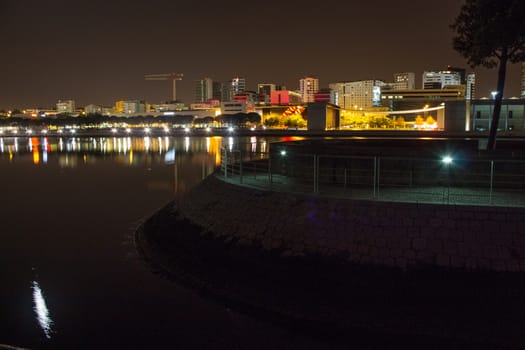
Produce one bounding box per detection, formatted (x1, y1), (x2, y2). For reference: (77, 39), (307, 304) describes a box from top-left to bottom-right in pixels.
(0, 135), (343, 349)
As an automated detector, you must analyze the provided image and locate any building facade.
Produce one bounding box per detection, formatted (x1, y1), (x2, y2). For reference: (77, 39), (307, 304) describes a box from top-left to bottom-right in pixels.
(194, 78), (213, 103)
(393, 72), (415, 90)
(329, 80), (384, 110)
(466, 73), (476, 100)
(257, 83), (276, 103)
(299, 76), (319, 103)
(380, 87), (466, 111)
(270, 90), (302, 105)
(84, 104), (102, 115)
(470, 99), (525, 132)
(422, 71), (462, 89)
(56, 100), (76, 114)
(232, 77), (246, 96)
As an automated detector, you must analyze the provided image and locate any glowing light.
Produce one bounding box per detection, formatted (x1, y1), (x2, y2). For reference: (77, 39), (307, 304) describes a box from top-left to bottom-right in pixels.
(184, 127), (190, 132)
(442, 156), (453, 164)
(280, 150), (287, 156)
(41, 129), (48, 134)
(144, 127), (151, 134)
(163, 127), (170, 133)
(111, 128), (117, 134)
(228, 127), (234, 132)
(205, 127), (211, 132)
(32, 280), (53, 339)
(125, 128), (132, 134)
(26, 129), (33, 135)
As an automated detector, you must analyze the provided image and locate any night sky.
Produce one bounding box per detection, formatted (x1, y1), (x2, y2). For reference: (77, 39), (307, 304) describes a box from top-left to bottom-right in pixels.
(0, 0), (522, 109)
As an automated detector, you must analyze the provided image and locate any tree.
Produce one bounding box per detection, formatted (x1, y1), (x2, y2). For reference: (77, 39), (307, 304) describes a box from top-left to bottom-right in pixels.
(451, 0), (525, 151)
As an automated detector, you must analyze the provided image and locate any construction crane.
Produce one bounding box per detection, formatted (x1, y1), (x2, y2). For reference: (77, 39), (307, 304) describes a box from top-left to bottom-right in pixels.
(144, 73), (183, 102)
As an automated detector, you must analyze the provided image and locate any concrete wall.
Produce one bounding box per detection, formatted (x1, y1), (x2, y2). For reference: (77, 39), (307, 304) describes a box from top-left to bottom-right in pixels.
(178, 175), (525, 272)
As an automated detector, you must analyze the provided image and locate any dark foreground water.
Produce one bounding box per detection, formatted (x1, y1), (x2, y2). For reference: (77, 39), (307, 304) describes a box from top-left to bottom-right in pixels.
(0, 135), (347, 349)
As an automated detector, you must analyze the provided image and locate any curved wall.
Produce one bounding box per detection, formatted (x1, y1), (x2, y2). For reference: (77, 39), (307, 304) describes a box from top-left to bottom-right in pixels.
(178, 175), (525, 272)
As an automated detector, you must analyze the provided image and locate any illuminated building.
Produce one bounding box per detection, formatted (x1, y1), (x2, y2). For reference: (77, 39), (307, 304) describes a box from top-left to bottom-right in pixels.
(194, 77), (213, 103)
(466, 73), (476, 100)
(257, 83), (276, 103)
(381, 86), (466, 110)
(84, 104), (102, 115)
(423, 70), (462, 89)
(122, 100), (148, 115)
(155, 102), (185, 112)
(471, 99), (525, 132)
(329, 80), (385, 110)
(299, 76), (319, 103)
(393, 72), (415, 90)
(314, 88), (332, 103)
(232, 77), (246, 96)
(270, 90), (302, 105)
(220, 101), (255, 114)
(233, 91), (257, 103)
(56, 100), (75, 114)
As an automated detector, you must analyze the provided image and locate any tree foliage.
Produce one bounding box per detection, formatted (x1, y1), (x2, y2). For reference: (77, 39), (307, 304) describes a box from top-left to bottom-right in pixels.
(451, 0), (525, 150)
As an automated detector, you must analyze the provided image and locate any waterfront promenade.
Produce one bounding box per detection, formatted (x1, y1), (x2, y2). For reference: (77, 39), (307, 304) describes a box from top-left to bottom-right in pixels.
(137, 137), (525, 348)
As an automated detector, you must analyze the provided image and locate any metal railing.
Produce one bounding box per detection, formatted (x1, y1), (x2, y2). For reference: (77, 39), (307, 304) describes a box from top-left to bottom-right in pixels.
(218, 147), (525, 207)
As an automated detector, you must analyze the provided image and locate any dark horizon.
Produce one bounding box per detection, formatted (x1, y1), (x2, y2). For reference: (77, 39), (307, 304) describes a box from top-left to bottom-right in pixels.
(0, 0), (521, 110)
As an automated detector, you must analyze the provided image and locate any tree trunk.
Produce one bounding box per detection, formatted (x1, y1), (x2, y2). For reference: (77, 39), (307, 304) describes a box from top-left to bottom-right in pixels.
(486, 51), (508, 151)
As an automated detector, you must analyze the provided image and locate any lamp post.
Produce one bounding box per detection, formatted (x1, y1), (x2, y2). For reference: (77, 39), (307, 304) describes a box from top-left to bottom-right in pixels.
(442, 156), (453, 203)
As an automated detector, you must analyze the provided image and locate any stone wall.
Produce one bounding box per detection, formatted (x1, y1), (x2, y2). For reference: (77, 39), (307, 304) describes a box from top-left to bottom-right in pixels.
(177, 174), (525, 272)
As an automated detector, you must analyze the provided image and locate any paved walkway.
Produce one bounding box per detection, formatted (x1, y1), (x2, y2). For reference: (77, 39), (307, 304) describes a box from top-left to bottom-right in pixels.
(219, 172), (525, 208)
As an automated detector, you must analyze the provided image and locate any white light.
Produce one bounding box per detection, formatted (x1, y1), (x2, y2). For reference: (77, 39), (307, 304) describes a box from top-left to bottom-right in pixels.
(205, 127), (211, 132)
(58, 129), (63, 134)
(184, 127), (190, 132)
(70, 129), (76, 134)
(163, 127), (170, 133)
(32, 280), (53, 339)
(41, 129), (48, 134)
(111, 128), (117, 134)
(442, 156), (453, 164)
(228, 127), (234, 132)
(280, 150), (286, 156)
(26, 129), (33, 134)
(144, 127), (151, 133)
(125, 128), (132, 133)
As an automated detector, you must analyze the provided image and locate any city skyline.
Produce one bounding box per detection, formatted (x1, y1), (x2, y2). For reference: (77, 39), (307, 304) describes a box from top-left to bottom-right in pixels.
(0, 0), (522, 110)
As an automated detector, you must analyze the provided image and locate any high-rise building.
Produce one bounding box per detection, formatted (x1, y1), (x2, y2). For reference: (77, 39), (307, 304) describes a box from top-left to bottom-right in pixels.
(521, 62), (525, 98)
(232, 77), (246, 96)
(422, 71), (462, 89)
(447, 66), (467, 84)
(299, 76), (319, 103)
(466, 73), (476, 100)
(220, 81), (233, 102)
(194, 78), (213, 103)
(329, 80), (385, 109)
(212, 81), (223, 101)
(257, 83), (276, 103)
(393, 72), (415, 90)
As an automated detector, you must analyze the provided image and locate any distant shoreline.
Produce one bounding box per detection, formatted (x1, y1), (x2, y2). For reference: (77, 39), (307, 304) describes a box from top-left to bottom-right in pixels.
(2, 127), (525, 139)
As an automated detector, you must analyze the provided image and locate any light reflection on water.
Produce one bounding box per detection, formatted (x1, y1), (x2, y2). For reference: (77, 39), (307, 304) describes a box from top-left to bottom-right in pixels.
(0, 136), (272, 169)
(1, 135), (315, 349)
(31, 280), (53, 339)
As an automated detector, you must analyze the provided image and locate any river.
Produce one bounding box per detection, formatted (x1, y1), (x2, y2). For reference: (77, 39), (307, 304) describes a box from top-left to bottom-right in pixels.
(0, 135), (346, 349)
